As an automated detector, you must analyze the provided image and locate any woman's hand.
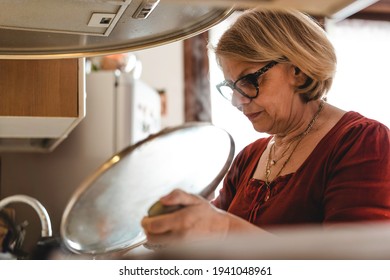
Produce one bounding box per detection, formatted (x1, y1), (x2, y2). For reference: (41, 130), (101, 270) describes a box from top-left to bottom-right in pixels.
(141, 189), (230, 248)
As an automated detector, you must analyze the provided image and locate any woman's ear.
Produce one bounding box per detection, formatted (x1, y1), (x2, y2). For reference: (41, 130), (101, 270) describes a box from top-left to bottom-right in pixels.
(291, 65), (307, 88)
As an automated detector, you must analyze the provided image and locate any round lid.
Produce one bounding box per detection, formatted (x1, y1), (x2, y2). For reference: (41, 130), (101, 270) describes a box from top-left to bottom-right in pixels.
(60, 122), (234, 255)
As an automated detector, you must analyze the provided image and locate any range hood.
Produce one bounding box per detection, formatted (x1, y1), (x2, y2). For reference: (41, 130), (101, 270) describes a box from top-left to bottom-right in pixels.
(0, 0), (378, 59)
(0, 0), (233, 59)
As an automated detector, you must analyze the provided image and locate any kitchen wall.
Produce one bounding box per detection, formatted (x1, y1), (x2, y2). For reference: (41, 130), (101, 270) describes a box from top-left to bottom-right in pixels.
(135, 41), (185, 128)
(0, 41), (185, 253)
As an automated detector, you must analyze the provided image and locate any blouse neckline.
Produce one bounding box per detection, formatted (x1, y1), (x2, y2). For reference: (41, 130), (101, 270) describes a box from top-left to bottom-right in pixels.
(250, 111), (354, 184)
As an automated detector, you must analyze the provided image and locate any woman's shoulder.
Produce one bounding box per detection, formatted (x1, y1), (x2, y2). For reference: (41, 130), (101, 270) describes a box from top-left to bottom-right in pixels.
(333, 111), (389, 138)
(321, 110), (390, 161)
(232, 136), (270, 166)
(241, 136), (270, 155)
(340, 111), (388, 126)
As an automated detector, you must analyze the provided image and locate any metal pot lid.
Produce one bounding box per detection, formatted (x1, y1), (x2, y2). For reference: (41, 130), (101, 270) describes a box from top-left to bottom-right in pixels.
(0, 0), (233, 59)
(60, 122), (235, 255)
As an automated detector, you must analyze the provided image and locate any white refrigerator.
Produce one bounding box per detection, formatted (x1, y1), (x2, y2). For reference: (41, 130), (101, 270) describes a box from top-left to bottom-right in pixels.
(86, 71), (161, 154)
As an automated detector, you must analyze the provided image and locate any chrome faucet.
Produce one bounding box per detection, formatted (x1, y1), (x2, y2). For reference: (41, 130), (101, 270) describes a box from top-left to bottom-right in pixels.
(0, 194), (52, 238)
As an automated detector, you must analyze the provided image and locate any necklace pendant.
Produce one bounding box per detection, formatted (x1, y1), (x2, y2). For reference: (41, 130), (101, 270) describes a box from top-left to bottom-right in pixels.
(265, 187), (271, 202)
(266, 169), (271, 176)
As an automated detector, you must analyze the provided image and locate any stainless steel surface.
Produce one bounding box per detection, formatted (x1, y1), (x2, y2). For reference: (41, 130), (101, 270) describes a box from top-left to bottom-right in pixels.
(0, 195), (52, 238)
(60, 123), (235, 255)
(0, 0), (233, 59)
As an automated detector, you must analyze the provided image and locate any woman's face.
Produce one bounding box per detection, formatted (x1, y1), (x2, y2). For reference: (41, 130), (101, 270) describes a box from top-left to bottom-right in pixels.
(219, 57), (303, 135)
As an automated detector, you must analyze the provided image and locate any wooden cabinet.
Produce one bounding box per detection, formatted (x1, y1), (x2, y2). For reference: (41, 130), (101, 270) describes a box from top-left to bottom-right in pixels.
(0, 59), (85, 152)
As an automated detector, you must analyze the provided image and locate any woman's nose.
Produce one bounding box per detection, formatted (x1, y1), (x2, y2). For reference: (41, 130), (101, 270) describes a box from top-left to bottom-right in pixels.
(231, 91), (251, 108)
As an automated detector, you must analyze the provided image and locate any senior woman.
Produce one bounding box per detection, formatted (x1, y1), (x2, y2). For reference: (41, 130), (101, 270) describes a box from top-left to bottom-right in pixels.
(141, 8), (390, 246)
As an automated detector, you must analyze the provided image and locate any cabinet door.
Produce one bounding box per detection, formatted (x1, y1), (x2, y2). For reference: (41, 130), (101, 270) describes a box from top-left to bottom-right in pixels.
(0, 58), (85, 152)
(0, 59), (79, 117)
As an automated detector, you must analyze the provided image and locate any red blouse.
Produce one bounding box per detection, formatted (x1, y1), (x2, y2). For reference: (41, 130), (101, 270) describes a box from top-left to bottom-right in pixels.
(212, 112), (390, 228)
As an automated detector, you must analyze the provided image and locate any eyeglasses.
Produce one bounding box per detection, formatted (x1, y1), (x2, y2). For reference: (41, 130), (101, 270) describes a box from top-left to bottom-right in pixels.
(216, 61), (278, 102)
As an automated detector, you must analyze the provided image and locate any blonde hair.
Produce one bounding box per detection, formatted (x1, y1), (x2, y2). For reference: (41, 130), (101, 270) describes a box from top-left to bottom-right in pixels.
(214, 8), (336, 101)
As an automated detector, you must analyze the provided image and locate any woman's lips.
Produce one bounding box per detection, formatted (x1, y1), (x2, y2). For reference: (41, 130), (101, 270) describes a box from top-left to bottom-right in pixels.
(245, 111), (263, 122)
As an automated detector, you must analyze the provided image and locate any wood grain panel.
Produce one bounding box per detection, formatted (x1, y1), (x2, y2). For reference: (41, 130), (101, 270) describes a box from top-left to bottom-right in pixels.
(184, 32), (212, 122)
(0, 59), (78, 117)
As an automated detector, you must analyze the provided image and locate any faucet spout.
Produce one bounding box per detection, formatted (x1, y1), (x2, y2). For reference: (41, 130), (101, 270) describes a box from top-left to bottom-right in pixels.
(0, 195), (52, 237)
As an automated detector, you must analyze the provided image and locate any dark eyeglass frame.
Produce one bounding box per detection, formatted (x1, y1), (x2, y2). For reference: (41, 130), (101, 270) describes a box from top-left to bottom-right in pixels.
(216, 61), (278, 100)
